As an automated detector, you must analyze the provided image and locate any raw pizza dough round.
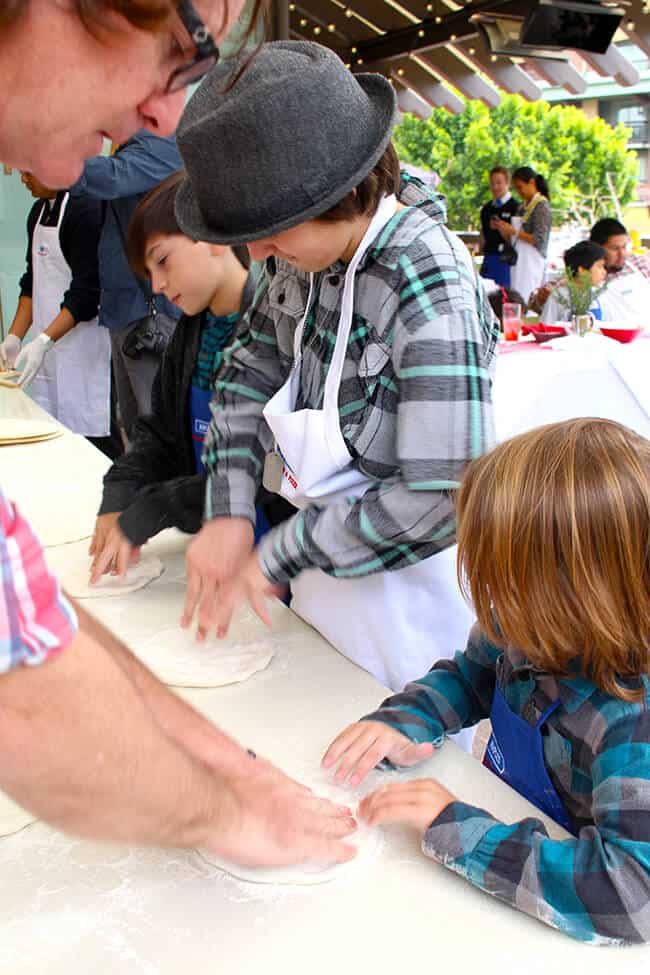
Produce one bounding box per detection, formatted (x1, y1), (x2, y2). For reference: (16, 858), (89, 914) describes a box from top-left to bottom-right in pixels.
(0, 791), (35, 837)
(199, 769), (385, 886)
(63, 556), (164, 598)
(134, 626), (275, 688)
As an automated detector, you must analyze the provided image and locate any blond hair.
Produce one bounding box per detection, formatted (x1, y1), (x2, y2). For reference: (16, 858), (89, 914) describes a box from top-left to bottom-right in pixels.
(457, 419), (650, 701)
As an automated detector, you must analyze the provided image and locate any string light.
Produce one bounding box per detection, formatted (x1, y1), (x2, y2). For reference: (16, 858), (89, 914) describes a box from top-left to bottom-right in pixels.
(344, 7), (353, 16)
(435, 15), (442, 23)
(299, 17), (307, 26)
(397, 67), (405, 75)
(327, 23), (336, 31)
(351, 45), (357, 53)
(313, 25), (321, 34)
(468, 47), (475, 55)
(357, 57), (364, 64)
(288, 2), (295, 9)
(418, 28), (425, 37)
(450, 33), (457, 41)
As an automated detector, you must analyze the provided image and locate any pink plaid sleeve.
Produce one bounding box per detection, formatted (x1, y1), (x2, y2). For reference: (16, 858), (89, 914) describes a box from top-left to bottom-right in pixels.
(0, 490), (77, 672)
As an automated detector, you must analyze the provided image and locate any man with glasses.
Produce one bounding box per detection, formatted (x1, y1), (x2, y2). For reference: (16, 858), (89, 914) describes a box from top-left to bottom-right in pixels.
(0, 0), (357, 869)
(0, 0), (245, 186)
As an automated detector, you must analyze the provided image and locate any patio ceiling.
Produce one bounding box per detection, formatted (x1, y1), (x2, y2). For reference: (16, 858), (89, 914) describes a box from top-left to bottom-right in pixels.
(269, 0), (650, 117)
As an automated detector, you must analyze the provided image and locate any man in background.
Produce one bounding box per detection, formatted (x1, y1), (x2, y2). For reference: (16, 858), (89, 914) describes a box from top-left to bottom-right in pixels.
(479, 166), (519, 288)
(71, 131), (183, 437)
(530, 217), (650, 319)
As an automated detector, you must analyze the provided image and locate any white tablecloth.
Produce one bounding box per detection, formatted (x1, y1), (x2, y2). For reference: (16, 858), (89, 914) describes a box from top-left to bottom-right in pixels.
(493, 333), (650, 441)
(2, 391), (649, 971)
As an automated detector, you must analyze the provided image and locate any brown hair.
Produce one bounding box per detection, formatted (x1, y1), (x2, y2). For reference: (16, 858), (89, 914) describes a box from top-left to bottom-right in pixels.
(489, 165), (510, 180)
(317, 142), (402, 223)
(127, 170), (248, 277)
(1, 0), (266, 42)
(456, 418), (650, 701)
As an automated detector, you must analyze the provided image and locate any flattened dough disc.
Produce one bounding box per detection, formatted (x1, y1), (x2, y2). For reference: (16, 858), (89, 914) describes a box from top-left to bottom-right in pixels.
(133, 625), (275, 688)
(49, 540), (164, 598)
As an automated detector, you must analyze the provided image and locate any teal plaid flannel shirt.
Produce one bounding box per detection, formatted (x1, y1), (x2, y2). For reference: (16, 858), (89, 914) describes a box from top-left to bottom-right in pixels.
(202, 176), (499, 584)
(363, 623), (650, 945)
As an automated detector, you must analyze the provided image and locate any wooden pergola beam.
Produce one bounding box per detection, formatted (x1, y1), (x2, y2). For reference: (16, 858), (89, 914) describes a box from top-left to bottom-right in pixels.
(337, 0), (530, 64)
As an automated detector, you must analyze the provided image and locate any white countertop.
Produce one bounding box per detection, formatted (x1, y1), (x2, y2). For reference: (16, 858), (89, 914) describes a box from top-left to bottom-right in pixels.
(493, 333), (650, 442)
(0, 389), (647, 971)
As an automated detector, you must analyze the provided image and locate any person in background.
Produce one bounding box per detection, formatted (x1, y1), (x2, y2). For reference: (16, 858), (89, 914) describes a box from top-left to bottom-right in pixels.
(491, 166), (552, 305)
(90, 171), (293, 579)
(479, 166), (519, 288)
(0, 0), (256, 186)
(324, 417), (650, 946)
(531, 217), (650, 317)
(0, 171), (121, 459)
(177, 43), (497, 699)
(539, 240), (607, 324)
(70, 130), (184, 439)
(486, 286), (526, 330)
(0, 0), (357, 870)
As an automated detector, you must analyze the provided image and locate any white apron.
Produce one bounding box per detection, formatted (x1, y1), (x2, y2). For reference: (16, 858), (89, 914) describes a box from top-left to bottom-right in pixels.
(30, 193), (111, 437)
(510, 215), (546, 303)
(262, 195), (475, 710)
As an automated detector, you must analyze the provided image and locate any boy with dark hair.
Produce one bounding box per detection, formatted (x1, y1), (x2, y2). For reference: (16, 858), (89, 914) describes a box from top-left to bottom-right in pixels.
(540, 240), (607, 323)
(90, 171), (292, 580)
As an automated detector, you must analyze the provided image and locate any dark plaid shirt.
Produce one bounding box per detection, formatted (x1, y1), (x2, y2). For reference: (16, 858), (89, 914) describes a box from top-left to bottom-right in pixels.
(203, 176), (499, 584)
(364, 624), (650, 945)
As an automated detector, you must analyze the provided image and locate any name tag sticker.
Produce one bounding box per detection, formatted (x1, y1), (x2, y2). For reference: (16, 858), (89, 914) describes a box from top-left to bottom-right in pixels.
(263, 451), (284, 493)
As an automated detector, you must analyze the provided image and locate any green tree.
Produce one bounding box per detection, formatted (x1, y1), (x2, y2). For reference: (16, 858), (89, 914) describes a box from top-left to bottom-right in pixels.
(393, 94), (637, 230)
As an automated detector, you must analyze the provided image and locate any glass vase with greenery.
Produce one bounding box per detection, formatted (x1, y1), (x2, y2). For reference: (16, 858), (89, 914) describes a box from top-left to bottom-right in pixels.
(555, 268), (608, 337)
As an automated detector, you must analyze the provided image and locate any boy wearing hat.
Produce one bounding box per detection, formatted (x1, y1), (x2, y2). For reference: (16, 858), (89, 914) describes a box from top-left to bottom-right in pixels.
(90, 171), (292, 579)
(177, 41), (499, 700)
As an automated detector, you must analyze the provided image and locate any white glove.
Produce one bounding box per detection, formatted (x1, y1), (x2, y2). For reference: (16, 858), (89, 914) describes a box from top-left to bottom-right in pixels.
(0, 334), (22, 370)
(15, 334), (52, 387)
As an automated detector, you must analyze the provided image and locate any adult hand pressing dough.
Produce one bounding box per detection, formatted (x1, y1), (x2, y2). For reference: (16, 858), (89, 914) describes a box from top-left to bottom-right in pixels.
(199, 766), (388, 885)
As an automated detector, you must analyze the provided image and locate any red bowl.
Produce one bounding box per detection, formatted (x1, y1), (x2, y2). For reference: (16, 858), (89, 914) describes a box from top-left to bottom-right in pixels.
(525, 323), (568, 343)
(599, 325), (644, 344)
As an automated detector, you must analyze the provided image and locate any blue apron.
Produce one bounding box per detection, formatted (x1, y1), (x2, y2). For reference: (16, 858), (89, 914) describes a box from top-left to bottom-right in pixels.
(190, 384), (270, 543)
(481, 252), (511, 288)
(483, 682), (575, 834)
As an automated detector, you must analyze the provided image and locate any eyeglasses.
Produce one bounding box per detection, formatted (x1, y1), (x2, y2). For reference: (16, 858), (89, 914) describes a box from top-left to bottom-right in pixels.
(164, 0), (220, 94)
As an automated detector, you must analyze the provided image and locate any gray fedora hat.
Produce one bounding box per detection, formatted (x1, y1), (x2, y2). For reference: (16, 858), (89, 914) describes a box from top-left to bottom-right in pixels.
(175, 40), (397, 245)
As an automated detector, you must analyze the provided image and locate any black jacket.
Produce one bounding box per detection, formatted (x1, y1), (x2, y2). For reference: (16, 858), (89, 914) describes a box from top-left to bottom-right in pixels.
(99, 277), (293, 545)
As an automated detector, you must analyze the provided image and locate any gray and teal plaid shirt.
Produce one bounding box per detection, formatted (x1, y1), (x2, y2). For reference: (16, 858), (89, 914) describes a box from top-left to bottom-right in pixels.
(364, 625), (650, 945)
(203, 177), (499, 584)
